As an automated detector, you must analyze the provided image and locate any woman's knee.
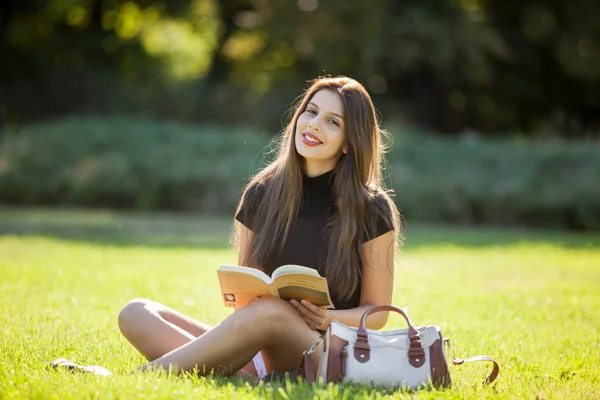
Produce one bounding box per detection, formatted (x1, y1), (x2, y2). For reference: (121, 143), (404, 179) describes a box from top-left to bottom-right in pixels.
(234, 297), (301, 336)
(118, 298), (156, 336)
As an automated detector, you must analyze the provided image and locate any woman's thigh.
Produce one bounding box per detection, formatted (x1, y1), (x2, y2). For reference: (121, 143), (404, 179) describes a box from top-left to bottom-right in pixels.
(154, 300), (214, 337)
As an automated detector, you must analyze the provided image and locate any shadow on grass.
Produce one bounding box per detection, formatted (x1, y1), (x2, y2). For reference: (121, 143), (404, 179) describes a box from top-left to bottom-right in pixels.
(194, 374), (431, 399)
(1, 207), (599, 249)
(0, 208), (233, 249)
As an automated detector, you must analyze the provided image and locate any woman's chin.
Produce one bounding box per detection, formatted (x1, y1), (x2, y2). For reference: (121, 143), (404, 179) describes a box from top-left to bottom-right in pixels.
(296, 143), (317, 159)
(297, 150), (322, 162)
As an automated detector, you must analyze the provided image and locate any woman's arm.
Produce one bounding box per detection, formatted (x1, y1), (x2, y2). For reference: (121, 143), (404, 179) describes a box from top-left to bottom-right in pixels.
(325, 230), (395, 329)
(291, 230), (395, 330)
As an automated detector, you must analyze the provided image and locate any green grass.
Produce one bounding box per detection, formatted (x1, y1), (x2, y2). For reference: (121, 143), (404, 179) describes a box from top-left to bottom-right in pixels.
(1, 208), (599, 399)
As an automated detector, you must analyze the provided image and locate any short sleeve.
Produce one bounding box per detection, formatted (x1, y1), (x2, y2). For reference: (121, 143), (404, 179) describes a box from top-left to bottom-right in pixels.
(235, 182), (265, 231)
(363, 191), (396, 243)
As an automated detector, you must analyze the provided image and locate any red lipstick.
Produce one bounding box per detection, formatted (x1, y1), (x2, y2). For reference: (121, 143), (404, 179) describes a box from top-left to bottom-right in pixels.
(302, 132), (322, 147)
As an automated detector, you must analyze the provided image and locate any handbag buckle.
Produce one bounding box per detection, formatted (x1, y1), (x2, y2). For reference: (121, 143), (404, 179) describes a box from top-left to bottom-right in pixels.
(303, 334), (324, 356)
(444, 338), (462, 363)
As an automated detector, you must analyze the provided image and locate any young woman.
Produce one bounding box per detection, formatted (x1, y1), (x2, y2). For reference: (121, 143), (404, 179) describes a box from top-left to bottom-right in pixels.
(53, 76), (401, 380)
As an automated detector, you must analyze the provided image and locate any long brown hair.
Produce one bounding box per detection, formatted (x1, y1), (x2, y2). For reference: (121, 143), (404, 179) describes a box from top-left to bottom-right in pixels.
(233, 76), (401, 301)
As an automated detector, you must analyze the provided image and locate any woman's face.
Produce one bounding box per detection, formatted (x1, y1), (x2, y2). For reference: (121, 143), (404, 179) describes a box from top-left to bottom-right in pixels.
(295, 89), (347, 176)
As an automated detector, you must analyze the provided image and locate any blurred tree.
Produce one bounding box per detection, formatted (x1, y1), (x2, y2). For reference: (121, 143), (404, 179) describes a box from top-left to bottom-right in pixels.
(0, 0), (599, 136)
(216, 0), (599, 135)
(0, 0), (221, 128)
(483, 0), (600, 136)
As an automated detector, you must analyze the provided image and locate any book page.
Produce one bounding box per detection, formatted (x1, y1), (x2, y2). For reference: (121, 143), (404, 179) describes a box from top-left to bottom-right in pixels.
(271, 264), (320, 279)
(217, 269), (275, 308)
(218, 265), (272, 283)
(272, 274), (334, 308)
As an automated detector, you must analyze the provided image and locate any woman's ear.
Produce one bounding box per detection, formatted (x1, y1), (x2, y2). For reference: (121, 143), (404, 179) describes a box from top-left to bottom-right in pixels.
(342, 145), (348, 154)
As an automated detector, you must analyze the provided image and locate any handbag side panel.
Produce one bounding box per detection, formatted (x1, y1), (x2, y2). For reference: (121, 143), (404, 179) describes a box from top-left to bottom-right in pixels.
(316, 327), (350, 384)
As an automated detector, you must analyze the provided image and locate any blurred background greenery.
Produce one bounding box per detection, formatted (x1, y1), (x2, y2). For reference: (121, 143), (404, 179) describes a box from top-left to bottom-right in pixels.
(0, 0), (599, 230)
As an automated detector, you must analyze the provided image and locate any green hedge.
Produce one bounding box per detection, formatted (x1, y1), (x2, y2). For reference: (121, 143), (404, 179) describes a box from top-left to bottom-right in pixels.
(0, 117), (270, 214)
(389, 132), (600, 230)
(1, 117), (599, 230)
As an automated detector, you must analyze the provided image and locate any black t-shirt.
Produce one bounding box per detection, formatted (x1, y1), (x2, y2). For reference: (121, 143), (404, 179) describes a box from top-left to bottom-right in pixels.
(235, 170), (394, 310)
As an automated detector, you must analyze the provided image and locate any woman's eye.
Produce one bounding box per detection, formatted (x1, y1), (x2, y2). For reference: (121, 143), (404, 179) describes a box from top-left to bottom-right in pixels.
(306, 109), (317, 115)
(329, 119), (340, 127)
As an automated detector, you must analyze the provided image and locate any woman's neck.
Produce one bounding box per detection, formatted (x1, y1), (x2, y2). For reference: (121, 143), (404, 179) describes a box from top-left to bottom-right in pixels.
(303, 159), (338, 177)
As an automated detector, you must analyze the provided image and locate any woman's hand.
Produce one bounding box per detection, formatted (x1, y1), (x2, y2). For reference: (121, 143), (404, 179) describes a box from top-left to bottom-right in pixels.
(290, 299), (332, 331)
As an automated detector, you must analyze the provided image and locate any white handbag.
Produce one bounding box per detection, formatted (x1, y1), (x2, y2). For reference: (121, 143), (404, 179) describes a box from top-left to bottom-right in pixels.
(301, 305), (499, 389)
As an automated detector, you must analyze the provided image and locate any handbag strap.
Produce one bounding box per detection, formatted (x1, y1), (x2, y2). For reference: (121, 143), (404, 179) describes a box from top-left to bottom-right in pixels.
(300, 352), (315, 383)
(300, 334), (324, 383)
(445, 339), (499, 384)
(356, 305), (425, 367)
(358, 305), (419, 338)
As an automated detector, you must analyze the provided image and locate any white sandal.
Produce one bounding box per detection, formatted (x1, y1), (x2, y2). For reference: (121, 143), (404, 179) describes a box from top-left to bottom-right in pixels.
(51, 358), (113, 376)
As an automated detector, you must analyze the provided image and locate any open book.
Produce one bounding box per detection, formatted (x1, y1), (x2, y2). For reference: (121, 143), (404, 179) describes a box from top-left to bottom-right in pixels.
(217, 264), (335, 309)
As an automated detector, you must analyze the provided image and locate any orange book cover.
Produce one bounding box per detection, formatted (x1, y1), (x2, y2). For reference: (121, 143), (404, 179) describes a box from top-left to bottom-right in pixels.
(217, 264), (335, 309)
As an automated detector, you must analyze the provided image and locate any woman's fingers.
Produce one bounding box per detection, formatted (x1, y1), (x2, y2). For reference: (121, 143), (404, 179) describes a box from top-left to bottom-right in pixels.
(290, 299), (313, 318)
(298, 300), (332, 330)
(292, 299), (321, 317)
(300, 299), (323, 314)
(290, 299), (321, 329)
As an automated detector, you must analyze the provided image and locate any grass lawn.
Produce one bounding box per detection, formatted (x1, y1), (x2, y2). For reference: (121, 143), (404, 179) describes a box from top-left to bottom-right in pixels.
(1, 208), (599, 399)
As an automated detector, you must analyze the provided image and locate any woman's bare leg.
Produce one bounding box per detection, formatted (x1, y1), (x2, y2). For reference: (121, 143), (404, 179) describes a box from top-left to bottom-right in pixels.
(117, 298), (260, 378)
(141, 297), (321, 376)
(118, 298), (213, 361)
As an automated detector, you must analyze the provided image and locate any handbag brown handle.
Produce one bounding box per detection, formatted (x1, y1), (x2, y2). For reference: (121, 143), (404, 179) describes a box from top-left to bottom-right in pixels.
(355, 305), (425, 367)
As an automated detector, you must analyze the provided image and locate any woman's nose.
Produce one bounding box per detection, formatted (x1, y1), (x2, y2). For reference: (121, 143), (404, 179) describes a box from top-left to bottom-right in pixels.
(308, 118), (321, 131)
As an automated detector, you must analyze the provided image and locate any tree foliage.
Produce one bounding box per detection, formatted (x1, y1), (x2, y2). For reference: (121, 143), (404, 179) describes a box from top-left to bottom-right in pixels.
(1, 0), (599, 136)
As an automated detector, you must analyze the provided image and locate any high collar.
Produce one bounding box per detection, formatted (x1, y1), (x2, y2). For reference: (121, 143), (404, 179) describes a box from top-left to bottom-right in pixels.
(303, 169), (335, 196)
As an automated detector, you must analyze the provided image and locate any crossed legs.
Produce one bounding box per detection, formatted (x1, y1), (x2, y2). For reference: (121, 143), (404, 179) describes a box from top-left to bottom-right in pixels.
(118, 299), (213, 361)
(117, 297), (320, 376)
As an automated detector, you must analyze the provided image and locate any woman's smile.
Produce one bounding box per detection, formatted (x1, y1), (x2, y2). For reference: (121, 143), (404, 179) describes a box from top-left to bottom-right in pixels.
(302, 132), (323, 146)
